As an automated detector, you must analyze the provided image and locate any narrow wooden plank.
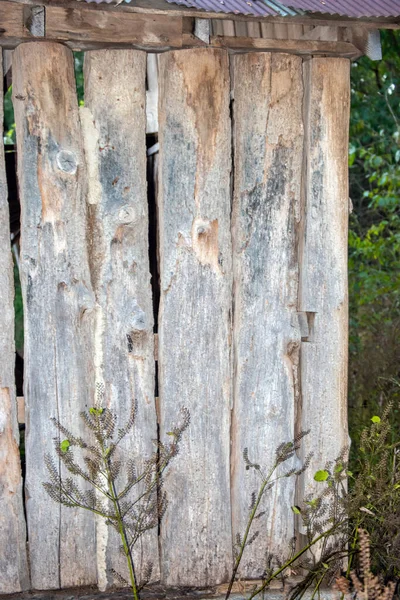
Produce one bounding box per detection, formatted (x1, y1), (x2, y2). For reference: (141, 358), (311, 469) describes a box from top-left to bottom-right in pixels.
(13, 41), (96, 590)
(273, 23), (288, 39)
(82, 49), (158, 590)
(246, 21), (260, 37)
(231, 53), (304, 577)
(211, 36), (360, 57)
(222, 19), (235, 36)
(297, 58), (350, 510)
(158, 48), (232, 586)
(234, 20), (248, 37)
(0, 48), (29, 594)
(46, 7), (183, 47)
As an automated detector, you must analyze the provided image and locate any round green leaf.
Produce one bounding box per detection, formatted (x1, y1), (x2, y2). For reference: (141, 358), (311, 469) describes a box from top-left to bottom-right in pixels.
(60, 439), (70, 453)
(371, 416), (381, 424)
(314, 470), (329, 482)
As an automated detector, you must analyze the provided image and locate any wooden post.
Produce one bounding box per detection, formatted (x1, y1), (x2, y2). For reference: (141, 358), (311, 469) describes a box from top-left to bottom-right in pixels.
(82, 49), (158, 589)
(0, 48), (29, 594)
(297, 58), (350, 508)
(231, 53), (304, 576)
(158, 48), (233, 586)
(13, 42), (96, 590)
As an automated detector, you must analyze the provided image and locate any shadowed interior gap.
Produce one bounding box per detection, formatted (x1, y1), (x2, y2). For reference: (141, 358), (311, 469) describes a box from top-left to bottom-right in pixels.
(3, 66), (27, 531)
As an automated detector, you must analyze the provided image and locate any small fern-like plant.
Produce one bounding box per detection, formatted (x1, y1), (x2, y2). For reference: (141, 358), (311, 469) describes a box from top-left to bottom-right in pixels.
(225, 431), (313, 600)
(43, 385), (190, 600)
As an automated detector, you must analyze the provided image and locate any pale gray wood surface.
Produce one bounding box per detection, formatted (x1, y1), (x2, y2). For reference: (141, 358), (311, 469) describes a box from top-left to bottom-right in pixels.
(13, 42), (97, 590)
(231, 53), (303, 577)
(298, 58), (350, 509)
(158, 48), (233, 586)
(0, 48), (29, 594)
(82, 49), (158, 589)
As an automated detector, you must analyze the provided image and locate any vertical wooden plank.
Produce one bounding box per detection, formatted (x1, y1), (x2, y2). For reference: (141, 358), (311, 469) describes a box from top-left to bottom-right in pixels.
(234, 20), (248, 37)
(13, 42), (96, 590)
(158, 48), (232, 586)
(246, 21), (261, 38)
(298, 58), (350, 505)
(82, 49), (158, 590)
(0, 48), (29, 594)
(222, 20), (235, 36)
(231, 53), (304, 577)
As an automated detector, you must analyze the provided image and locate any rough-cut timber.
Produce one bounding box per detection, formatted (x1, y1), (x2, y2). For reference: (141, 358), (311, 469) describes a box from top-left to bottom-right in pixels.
(82, 49), (158, 590)
(46, 7), (183, 48)
(298, 57), (350, 510)
(212, 36), (360, 57)
(158, 48), (232, 586)
(13, 42), (96, 590)
(231, 53), (303, 577)
(0, 48), (29, 595)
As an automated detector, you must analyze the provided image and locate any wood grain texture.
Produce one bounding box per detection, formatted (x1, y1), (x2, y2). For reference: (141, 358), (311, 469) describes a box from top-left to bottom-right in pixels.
(0, 2), (27, 39)
(82, 49), (158, 589)
(297, 58), (350, 510)
(231, 53), (304, 577)
(211, 36), (359, 57)
(0, 48), (29, 595)
(158, 48), (233, 586)
(46, 7), (183, 47)
(13, 41), (96, 590)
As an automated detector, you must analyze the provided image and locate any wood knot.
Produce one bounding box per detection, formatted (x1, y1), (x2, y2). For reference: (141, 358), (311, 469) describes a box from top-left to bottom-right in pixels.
(56, 150), (77, 175)
(192, 217), (221, 273)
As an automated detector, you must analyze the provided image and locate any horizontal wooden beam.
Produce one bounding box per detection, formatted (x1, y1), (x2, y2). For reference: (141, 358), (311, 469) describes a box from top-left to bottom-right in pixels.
(46, 6), (183, 47)
(5, 0), (400, 29)
(211, 35), (361, 58)
(0, 1), (369, 56)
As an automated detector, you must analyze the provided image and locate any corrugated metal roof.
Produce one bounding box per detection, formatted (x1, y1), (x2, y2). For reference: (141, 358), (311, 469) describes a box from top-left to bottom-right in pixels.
(158, 0), (294, 17)
(83, 0), (400, 19)
(283, 0), (400, 18)
(162, 0), (400, 18)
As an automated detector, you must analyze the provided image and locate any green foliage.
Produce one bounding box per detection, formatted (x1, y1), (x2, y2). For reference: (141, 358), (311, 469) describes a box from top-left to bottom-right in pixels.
(44, 384), (190, 599)
(313, 470), (329, 482)
(4, 85), (15, 145)
(349, 31), (400, 436)
(350, 398), (400, 581)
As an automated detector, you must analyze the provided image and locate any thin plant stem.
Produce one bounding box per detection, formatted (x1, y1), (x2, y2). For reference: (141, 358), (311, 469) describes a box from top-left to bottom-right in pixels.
(225, 464), (278, 600)
(246, 527), (338, 600)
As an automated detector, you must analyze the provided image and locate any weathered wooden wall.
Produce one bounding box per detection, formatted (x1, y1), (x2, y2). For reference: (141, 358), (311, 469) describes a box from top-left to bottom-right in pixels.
(231, 52), (303, 577)
(297, 57), (350, 505)
(0, 48), (29, 594)
(0, 41), (350, 593)
(13, 42), (97, 590)
(158, 48), (233, 586)
(82, 48), (159, 589)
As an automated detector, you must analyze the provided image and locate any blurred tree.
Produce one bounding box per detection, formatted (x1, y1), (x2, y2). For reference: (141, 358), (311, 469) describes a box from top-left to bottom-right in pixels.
(348, 31), (400, 441)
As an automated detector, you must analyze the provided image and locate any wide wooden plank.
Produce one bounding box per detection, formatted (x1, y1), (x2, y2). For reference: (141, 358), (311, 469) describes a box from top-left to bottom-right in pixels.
(46, 7), (183, 47)
(0, 49), (29, 594)
(231, 53), (303, 577)
(297, 58), (350, 509)
(212, 35), (360, 57)
(158, 48), (232, 586)
(13, 42), (96, 590)
(82, 49), (158, 590)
